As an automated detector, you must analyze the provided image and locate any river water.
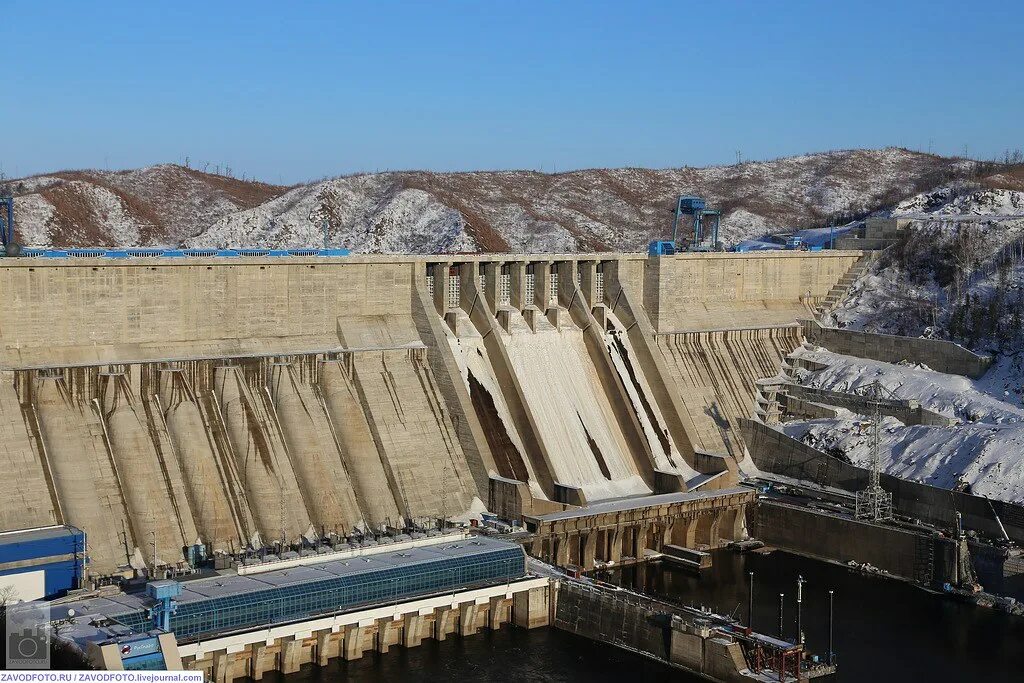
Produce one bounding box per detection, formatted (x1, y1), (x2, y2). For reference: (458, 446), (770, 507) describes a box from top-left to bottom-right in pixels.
(276, 549), (1021, 683)
(596, 549), (1023, 683)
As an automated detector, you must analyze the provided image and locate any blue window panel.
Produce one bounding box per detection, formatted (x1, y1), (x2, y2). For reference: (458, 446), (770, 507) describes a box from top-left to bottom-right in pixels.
(106, 548), (525, 640)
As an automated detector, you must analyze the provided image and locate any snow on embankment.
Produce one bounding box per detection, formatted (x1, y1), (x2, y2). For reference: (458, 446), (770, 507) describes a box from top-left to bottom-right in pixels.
(782, 346), (1024, 503)
(791, 347), (1024, 423)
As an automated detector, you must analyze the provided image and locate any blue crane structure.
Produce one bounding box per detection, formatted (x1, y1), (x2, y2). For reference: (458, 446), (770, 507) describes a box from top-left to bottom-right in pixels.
(672, 195), (721, 251)
(649, 195), (723, 256)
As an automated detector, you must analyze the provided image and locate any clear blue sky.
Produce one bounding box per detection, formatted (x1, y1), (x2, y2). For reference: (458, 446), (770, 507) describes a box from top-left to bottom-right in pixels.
(3, 1), (1022, 183)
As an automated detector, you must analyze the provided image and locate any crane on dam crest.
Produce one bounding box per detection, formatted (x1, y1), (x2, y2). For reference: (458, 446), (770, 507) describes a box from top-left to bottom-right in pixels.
(649, 195), (723, 256)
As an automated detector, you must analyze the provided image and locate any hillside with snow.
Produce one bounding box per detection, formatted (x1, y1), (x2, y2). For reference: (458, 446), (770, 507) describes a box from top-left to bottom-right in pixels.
(2, 148), (979, 252)
(4, 166), (286, 248)
(827, 183), (1024, 353)
(781, 346), (1024, 503)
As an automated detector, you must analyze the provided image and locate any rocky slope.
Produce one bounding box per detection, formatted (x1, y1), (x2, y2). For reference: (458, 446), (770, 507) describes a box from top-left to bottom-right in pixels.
(2, 148), (978, 252)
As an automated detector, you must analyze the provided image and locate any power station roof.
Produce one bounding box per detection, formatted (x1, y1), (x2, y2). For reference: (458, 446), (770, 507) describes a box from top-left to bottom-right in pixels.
(52, 535), (523, 624)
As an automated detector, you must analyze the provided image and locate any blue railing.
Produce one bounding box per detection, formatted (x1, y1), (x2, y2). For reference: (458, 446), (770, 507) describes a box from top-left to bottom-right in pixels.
(20, 247), (351, 259)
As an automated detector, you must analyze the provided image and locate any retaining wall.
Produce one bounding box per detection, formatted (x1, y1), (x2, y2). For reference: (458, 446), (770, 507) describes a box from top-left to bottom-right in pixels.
(801, 320), (991, 378)
(743, 419), (1024, 545)
(750, 500), (955, 586)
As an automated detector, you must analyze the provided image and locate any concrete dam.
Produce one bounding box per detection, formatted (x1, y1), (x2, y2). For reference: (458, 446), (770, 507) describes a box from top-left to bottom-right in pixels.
(0, 250), (861, 577)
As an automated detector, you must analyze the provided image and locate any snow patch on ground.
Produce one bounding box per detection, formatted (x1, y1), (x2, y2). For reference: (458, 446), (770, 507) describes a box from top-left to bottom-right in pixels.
(783, 346), (1024, 504)
(791, 347), (1024, 423)
(782, 415), (1024, 504)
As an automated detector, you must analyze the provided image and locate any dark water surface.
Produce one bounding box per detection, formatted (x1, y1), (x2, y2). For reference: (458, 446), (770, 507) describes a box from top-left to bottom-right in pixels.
(271, 626), (701, 682)
(597, 549), (1023, 683)
(278, 550), (1022, 682)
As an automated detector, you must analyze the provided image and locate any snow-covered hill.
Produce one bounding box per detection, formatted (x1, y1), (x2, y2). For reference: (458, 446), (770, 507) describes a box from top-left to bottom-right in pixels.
(2, 148), (978, 252)
(828, 185), (1024, 350)
(3, 165), (287, 248)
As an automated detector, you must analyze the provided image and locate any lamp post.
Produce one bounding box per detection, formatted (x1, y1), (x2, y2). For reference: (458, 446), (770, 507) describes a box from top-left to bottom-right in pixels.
(796, 575), (805, 646)
(748, 571), (755, 630)
(778, 592), (785, 639)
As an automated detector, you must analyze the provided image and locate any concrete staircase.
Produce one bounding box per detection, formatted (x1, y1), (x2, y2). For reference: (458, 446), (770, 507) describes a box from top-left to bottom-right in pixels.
(815, 254), (876, 320)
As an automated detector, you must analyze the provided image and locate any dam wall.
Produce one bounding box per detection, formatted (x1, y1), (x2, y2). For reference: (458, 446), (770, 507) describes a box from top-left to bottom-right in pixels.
(0, 251), (861, 579)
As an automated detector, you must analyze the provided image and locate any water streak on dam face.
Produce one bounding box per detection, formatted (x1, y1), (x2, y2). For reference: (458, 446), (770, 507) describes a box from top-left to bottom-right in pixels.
(318, 358), (403, 529)
(100, 370), (196, 566)
(31, 372), (135, 573)
(268, 361), (364, 534)
(157, 367), (252, 552)
(213, 363), (314, 545)
(0, 251), (862, 577)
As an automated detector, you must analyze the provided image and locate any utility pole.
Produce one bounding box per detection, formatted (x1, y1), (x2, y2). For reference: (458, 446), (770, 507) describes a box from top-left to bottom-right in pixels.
(828, 590), (835, 665)
(748, 571), (755, 630)
(440, 463), (450, 529)
(778, 592), (785, 639)
(796, 575), (805, 646)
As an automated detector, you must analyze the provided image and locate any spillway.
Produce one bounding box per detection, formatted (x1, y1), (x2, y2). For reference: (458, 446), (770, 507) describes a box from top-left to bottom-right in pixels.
(603, 311), (699, 479)
(213, 364), (313, 544)
(268, 361), (363, 534)
(318, 358), (403, 529)
(447, 328), (546, 500)
(502, 313), (650, 502)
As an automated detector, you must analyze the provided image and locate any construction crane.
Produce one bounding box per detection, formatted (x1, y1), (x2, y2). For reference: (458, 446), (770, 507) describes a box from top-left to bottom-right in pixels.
(0, 195), (22, 256)
(649, 195), (722, 256)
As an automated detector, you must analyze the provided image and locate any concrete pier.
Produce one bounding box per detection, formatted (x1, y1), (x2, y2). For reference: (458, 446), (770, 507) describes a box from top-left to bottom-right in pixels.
(178, 579), (550, 681)
(525, 487), (754, 570)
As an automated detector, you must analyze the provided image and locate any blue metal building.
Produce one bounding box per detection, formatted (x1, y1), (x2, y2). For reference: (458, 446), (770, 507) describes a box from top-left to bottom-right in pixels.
(0, 525), (86, 600)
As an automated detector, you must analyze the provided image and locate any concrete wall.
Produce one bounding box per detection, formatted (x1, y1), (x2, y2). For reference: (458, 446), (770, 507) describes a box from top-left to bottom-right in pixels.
(645, 251), (861, 332)
(0, 250), (864, 579)
(783, 384), (956, 427)
(743, 418), (1024, 545)
(750, 500), (955, 586)
(802, 320), (992, 378)
(0, 258), (418, 367)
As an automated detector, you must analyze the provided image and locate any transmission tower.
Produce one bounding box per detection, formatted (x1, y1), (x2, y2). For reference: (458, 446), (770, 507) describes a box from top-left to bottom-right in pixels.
(854, 381), (894, 522)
